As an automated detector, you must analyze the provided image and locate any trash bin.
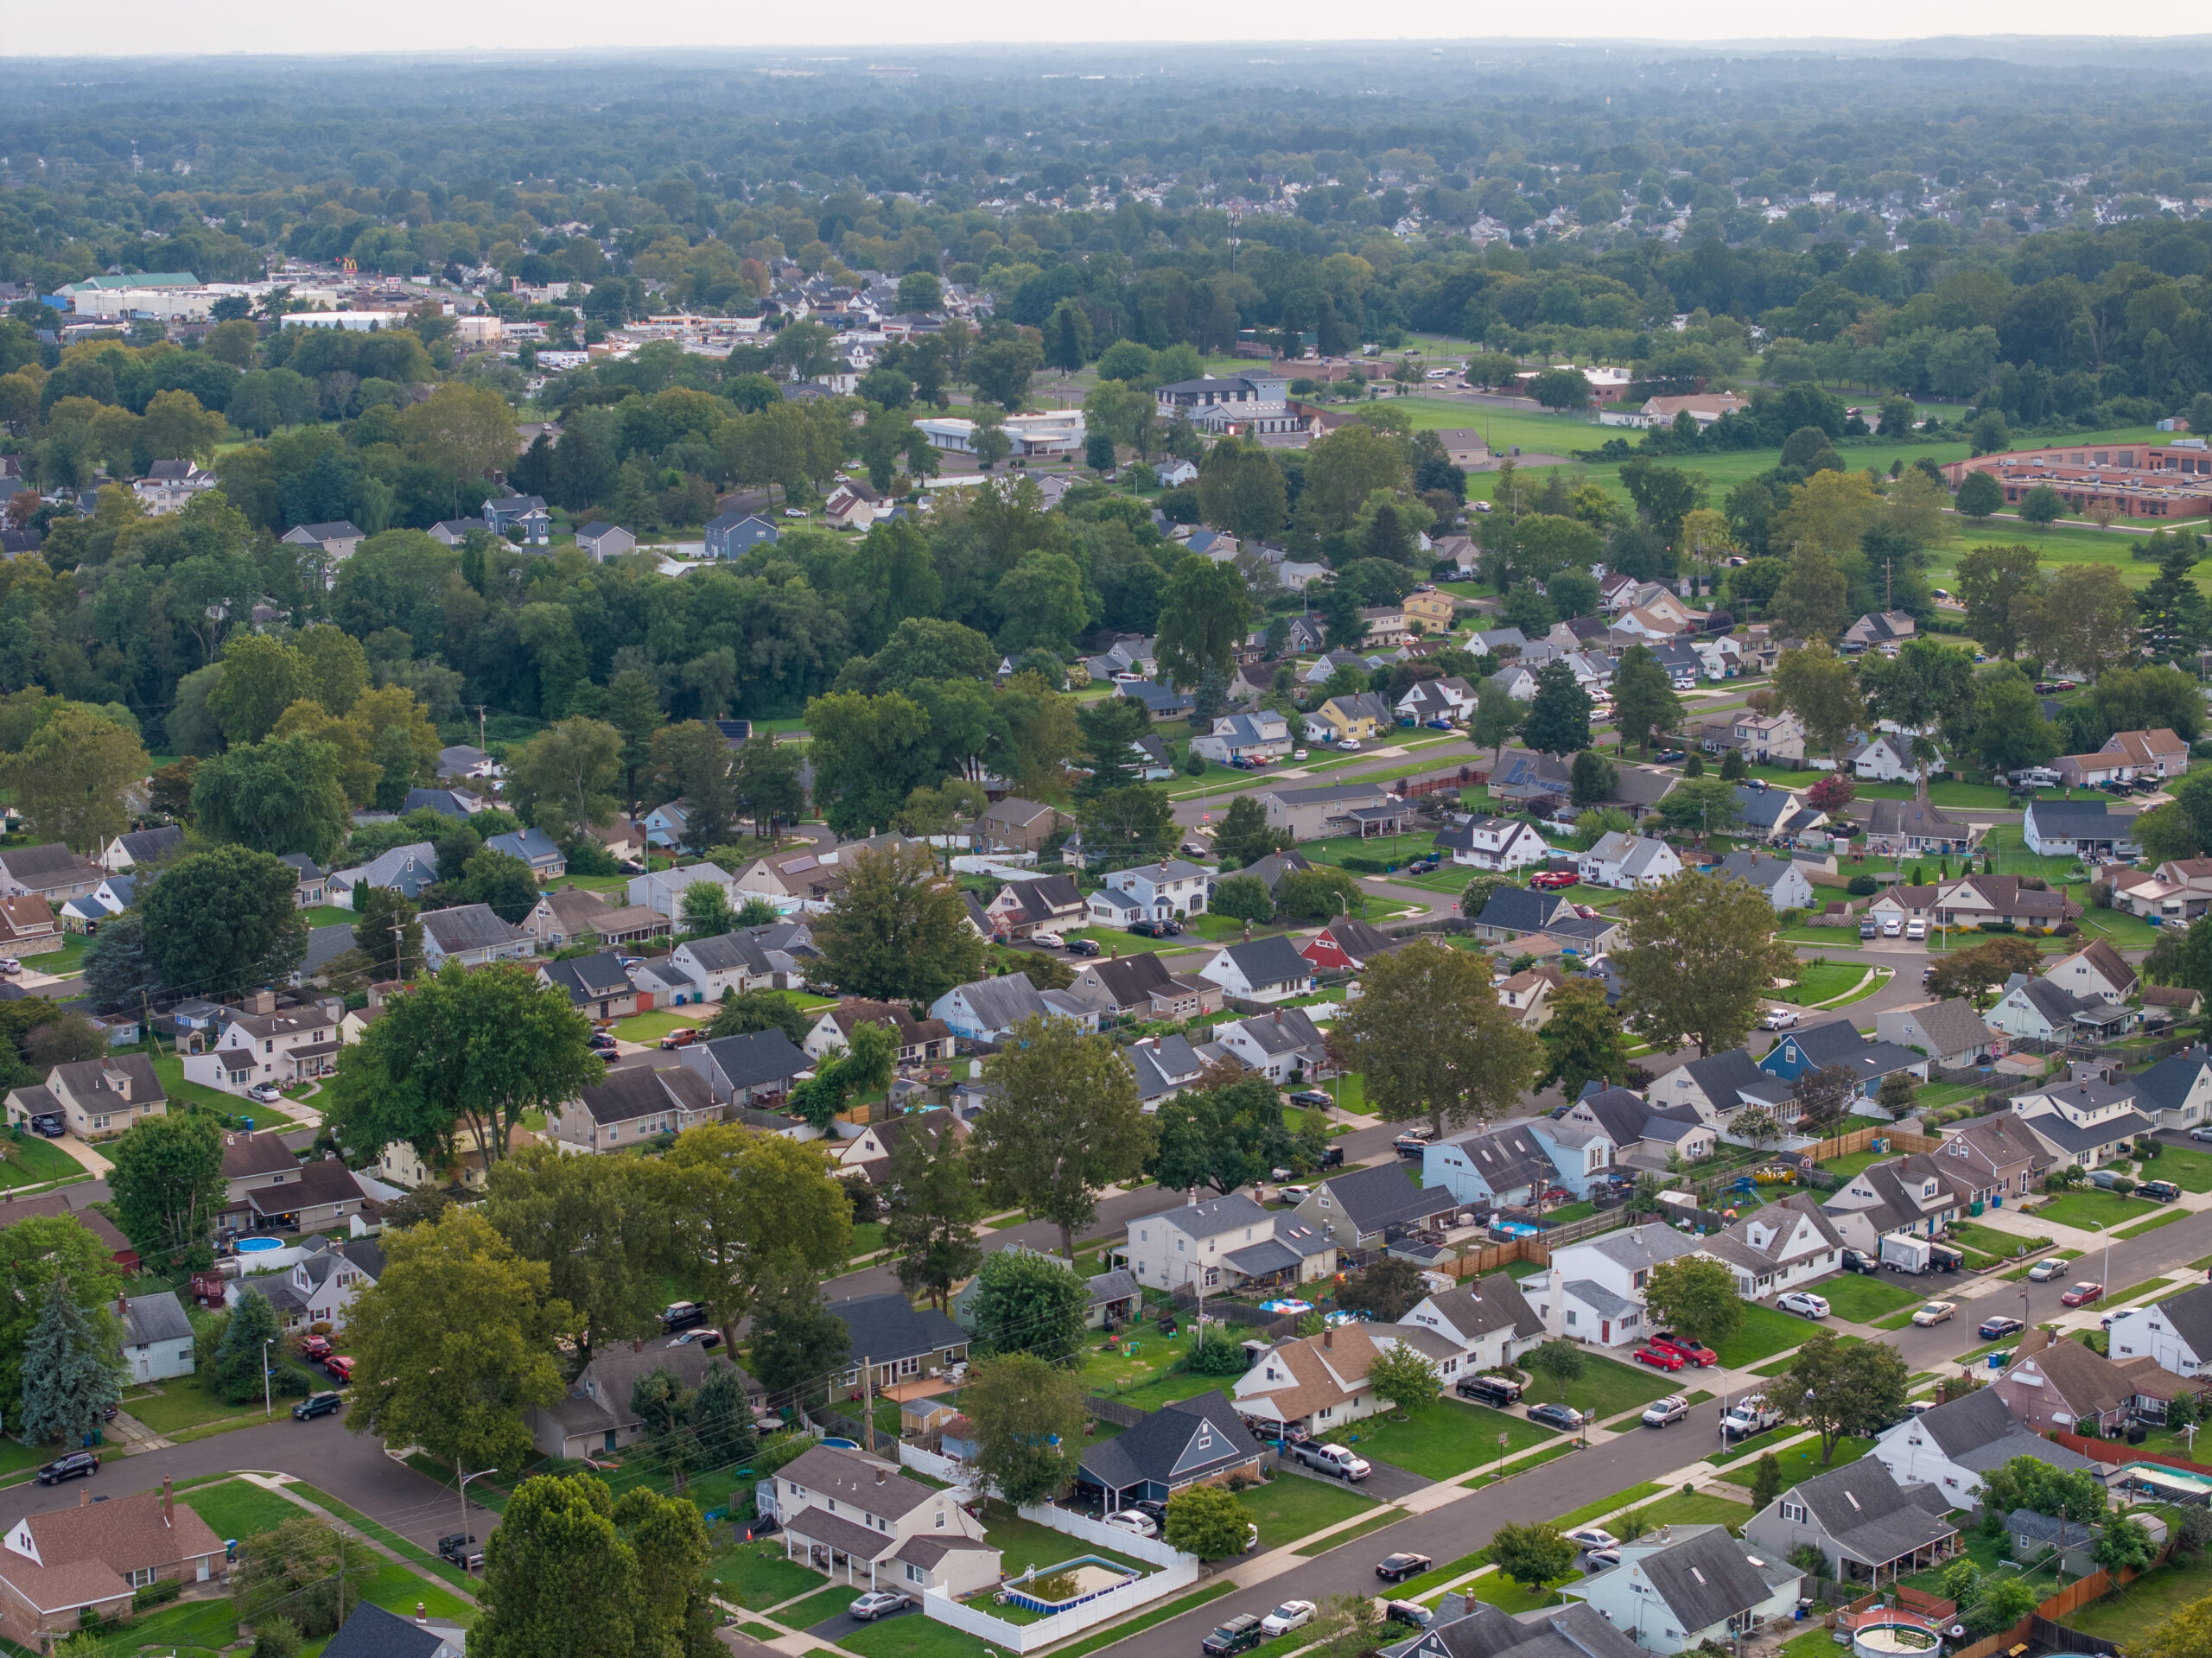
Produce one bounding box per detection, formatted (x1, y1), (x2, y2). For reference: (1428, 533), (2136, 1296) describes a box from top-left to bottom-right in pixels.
(1969, 1200), (1985, 1217)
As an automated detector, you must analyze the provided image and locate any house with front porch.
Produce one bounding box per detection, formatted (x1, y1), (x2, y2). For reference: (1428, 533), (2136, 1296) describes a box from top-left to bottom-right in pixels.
(1562, 1526), (1802, 1655)
(2010, 1074), (2156, 1170)
(1433, 815), (1550, 871)
(1196, 936), (1314, 1003)
(768, 1445), (999, 1598)
(2023, 799), (2139, 860)
(4, 1053), (168, 1139)
(238, 1234), (381, 1332)
(675, 1028), (812, 1110)
(1644, 1046), (1772, 1128)
(1870, 1384), (2100, 1505)
(1289, 1161), (1458, 1254)
(1742, 1459), (1958, 1590)
(1191, 712), (1293, 765)
(803, 1001), (955, 1067)
(1075, 1394), (1268, 1515)
(1756, 1018), (1929, 1106)
(1818, 1155), (1971, 1255)
(1985, 975), (2118, 1045)
(181, 999), (344, 1096)
(1578, 831), (1681, 890)
(2043, 938), (2138, 1004)
(1928, 1114), (2056, 1204)
(1209, 1007), (1329, 1082)
(984, 874), (1086, 939)
(1231, 1321), (1450, 1436)
(1122, 1193), (1335, 1293)
(1103, 860), (1211, 921)
(1527, 1223), (1707, 1349)
(2108, 1280), (2212, 1383)
(553, 1065), (717, 1154)
(1699, 1193), (1845, 1300)
(537, 952), (644, 1021)
(1864, 792), (1980, 860)
(1401, 1274), (1546, 1374)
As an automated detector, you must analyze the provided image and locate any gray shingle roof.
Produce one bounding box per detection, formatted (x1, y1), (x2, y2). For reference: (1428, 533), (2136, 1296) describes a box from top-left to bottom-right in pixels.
(1212, 934), (1311, 988)
(696, 1028), (809, 1090)
(828, 1292), (967, 1365)
(1313, 1162), (1458, 1233)
(575, 1064), (712, 1127)
(1077, 1392), (1262, 1493)
(419, 903), (531, 954)
(1789, 1459), (1960, 1569)
(1630, 1526), (1779, 1634)
(1164, 1192), (1272, 1239)
(121, 1291), (192, 1348)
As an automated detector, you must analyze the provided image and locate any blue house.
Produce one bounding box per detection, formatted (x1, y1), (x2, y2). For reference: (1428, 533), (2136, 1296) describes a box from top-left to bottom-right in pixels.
(705, 512), (779, 559)
(1757, 1017), (1929, 1100)
(486, 826), (567, 881)
(482, 494), (550, 545)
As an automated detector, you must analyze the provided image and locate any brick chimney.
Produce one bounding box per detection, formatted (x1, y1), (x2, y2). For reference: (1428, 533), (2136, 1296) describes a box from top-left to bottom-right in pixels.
(1323, 1325), (1332, 1350)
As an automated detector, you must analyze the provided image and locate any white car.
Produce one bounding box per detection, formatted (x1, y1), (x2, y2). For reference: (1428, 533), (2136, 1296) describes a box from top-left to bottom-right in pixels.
(247, 1083), (284, 1104)
(1292, 748), (1310, 760)
(1262, 1602), (1317, 1637)
(1338, 739), (1363, 752)
(2191, 1126), (2212, 1144)
(1641, 1395), (1689, 1428)
(0, 957), (20, 975)
(1905, 919), (1927, 941)
(1881, 917), (1903, 937)
(1102, 1509), (1160, 1539)
(1777, 1292), (1830, 1319)
(1030, 931), (1064, 949)
(1276, 1185), (1313, 1203)
(1760, 1007), (1799, 1030)
(1567, 1528), (1618, 1552)
(783, 507), (808, 518)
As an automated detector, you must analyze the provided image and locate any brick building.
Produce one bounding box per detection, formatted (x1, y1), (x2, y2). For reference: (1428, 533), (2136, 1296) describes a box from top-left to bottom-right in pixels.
(1942, 441), (2212, 521)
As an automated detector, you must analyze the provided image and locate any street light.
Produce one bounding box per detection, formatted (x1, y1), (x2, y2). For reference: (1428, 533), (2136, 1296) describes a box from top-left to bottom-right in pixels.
(457, 1466), (500, 1558)
(262, 1340), (273, 1420)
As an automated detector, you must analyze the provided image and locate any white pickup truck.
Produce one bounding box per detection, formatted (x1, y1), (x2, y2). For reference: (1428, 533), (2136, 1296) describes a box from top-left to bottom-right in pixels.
(1290, 1442), (1372, 1482)
(1720, 1395), (1781, 1440)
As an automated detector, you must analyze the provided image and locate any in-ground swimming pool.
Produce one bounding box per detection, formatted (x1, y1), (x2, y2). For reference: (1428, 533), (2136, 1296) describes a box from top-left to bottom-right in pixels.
(235, 1237), (283, 1253)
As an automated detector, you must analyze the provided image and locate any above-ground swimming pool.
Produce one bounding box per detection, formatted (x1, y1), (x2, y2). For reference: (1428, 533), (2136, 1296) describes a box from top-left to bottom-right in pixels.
(995, 1557), (1140, 1614)
(235, 1237), (283, 1253)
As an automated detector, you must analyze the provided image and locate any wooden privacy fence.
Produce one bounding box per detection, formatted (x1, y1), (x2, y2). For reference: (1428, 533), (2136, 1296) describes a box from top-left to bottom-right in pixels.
(2049, 1426), (2212, 1475)
(1831, 1538), (2169, 1658)
(1801, 1126), (1942, 1162)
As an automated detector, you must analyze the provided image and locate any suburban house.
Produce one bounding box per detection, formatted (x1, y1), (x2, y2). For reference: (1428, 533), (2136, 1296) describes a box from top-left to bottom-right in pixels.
(5, 1054), (167, 1138)
(827, 1293), (970, 1391)
(537, 952), (645, 1021)
(657, 924), (817, 1001)
(2109, 1281), (2212, 1382)
(628, 864), (737, 919)
(573, 522), (636, 561)
(1872, 1000), (2001, 1070)
(0, 1190), (137, 1272)
(1742, 1458), (1960, 1590)
(1984, 975), (2120, 1045)
(2051, 751), (2137, 790)
(1993, 1326), (2162, 1438)
(2008, 1073), (2157, 1170)
(1075, 1393), (1268, 1513)
(322, 1604), (465, 1658)
(1196, 936), (1315, 1003)
(1256, 782), (1405, 842)
(1562, 1525), (1801, 1655)
(2023, 798), (2139, 859)
(528, 887), (673, 951)
(1423, 1122), (1558, 1210)
(1103, 860), (1211, 921)
(1864, 793), (1980, 860)
(1841, 611), (1917, 654)
(0, 1481), (226, 1648)
(1579, 831), (1682, 890)
(1384, 1604), (1643, 1658)
(1934, 874), (2076, 938)
(1928, 1114), (2056, 1204)
(1698, 1193), (1846, 1300)
(1400, 1274), (1546, 1374)
(282, 519), (367, 560)
(2103, 727), (2192, 779)
(830, 1109), (964, 1186)
(1300, 918), (1402, 973)
(1230, 1321), (1416, 1435)
(2131, 1045), (2212, 1130)
(1288, 1161), (1459, 1253)
(768, 1444), (1001, 1598)
(1847, 733), (1926, 783)
(1529, 1223), (1707, 1348)
(484, 827), (566, 881)
(99, 825), (183, 872)
(2044, 938), (2138, 1004)
(118, 1292), (195, 1383)
(1432, 814), (1550, 871)
(0, 844), (107, 906)
(674, 1029), (811, 1109)
(1122, 1193), (1335, 1293)
(705, 511), (779, 559)
(328, 842), (438, 903)
(976, 797), (1068, 854)
(218, 1128), (301, 1205)
(1128, 1033), (1208, 1108)
(1870, 1384), (2100, 1504)
(0, 893), (62, 956)
(928, 974), (1099, 1041)
(243, 1235), (382, 1333)
(179, 994), (344, 1096)
(1819, 1155), (1972, 1254)
(1190, 712), (1294, 765)
(1717, 850), (1816, 912)
(1555, 1087), (1719, 1170)
(803, 1000), (954, 1067)
(1644, 1046), (1774, 1126)
(1471, 886), (1579, 944)
(1304, 691), (1394, 744)
(531, 1339), (755, 1459)
(1395, 677), (1473, 723)
(239, 1158), (366, 1233)
(1067, 953), (1220, 1023)
(984, 874), (1087, 939)
(417, 905), (537, 969)
(402, 787), (483, 819)
(1209, 1007), (1330, 1083)
(1756, 1018), (1929, 1104)
(554, 1065), (717, 1153)
(482, 494), (550, 543)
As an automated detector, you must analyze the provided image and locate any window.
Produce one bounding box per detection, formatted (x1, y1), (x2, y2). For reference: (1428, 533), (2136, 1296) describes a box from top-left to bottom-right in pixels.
(129, 1567), (157, 1589)
(906, 1563), (928, 1585)
(1780, 1502), (1806, 1522)
(934, 1510), (946, 1530)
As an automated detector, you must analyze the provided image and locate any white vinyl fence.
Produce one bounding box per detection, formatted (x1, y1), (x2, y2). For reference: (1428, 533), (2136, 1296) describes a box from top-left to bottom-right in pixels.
(916, 1502), (1201, 1652)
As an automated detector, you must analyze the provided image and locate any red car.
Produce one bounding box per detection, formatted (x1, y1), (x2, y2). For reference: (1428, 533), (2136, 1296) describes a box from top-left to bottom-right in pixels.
(1649, 1332), (1718, 1368)
(298, 1335), (333, 1363)
(324, 1355), (355, 1384)
(1632, 1344), (1686, 1371)
(1529, 871), (1579, 891)
(2060, 1282), (2105, 1307)
(658, 1027), (701, 1051)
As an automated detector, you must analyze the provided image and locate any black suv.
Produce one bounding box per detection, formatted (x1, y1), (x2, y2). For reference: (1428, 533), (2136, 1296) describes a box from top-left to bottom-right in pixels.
(37, 1451), (99, 1485)
(1840, 1249), (1880, 1275)
(1203, 1616), (1266, 1655)
(438, 1534), (485, 1571)
(292, 1391), (344, 1420)
(1457, 1374), (1523, 1407)
(2141, 1180), (2183, 1204)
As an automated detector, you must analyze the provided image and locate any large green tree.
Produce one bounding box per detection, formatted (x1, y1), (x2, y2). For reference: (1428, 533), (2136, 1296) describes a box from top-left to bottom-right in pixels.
(965, 1248), (1090, 1363)
(1643, 1256), (1745, 1353)
(484, 1147), (673, 1369)
(1147, 1074), (1297, 1196)
(1614, 871), (1797, 1057)
(1610, 644), (1682, 754)
(0, 1216), (122, 1409)
(1521, 658), (1592, 757)
(1772, 643), (1864, 760)
(812, 841), (986, 1003)
(1777, 1329), (1910, 1463)
(506, 717), (623, 842)
(141, 844), (310, 1001)
(17, 1276), (122, 1446)
(1333, 938), (1544, 1136)
(963, 1352), (1085, 1509)
(474, 1474), (639, 1658)
(108, 1109), (226, 1274)
(662, 1122), (853, 1352)
(192, 734), (353, 861)
(0, 706), (151, 854)
(883, 1125), (985, 1312)
(970, 1015), (1154, 1256)
(743, 1267), (852, 1403)
(1156, 558), (1252, 689)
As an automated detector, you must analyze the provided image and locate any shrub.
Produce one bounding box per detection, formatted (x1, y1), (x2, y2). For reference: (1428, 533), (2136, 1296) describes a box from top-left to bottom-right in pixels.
(1980, 920), (2017, 933)
(1847, 875), (1878, 896)
(1187, 1331), (1249, 1375)
(132, 1579), (182, 1610)
(1342, 856), (1387, 873)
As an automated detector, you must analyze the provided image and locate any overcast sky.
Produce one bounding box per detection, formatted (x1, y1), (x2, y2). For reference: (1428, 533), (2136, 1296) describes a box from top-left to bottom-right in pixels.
(0, 5), (2159, 58)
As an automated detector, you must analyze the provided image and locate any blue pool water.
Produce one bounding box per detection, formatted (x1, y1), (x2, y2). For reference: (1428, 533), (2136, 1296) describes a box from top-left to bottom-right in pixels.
(236, 1237), (283, 1253)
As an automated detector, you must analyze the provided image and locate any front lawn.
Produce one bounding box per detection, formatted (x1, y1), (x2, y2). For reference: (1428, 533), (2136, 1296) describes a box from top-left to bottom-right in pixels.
(2120, 1210), (2190, 1241)
(2000, 1247), (2082, 1280)
(613, 1008), (704, 1043)
(1620, 1491), (1756, 1534)
(2035, 1190), (2160, 1229)
(842, 1614), (997, 1658)
(183, 1478), (308, 1542)
(0, 1130), (91, 1188)
(1238, 1471), (1379, 1548)
(1744, 1436), (1876, 1491)
(1711, 1304), (1819, 1369)
(1772, 963), (1868, 1007)
(2143, 1146), (2212, 1193)
(1948, 1222), (2052, 1263)
(711, 1542), (833, 1610)
(1331, 1398), (1554, 1478)
(123, 1368), (319, 1437)
(1463, 1566), (1582, 1614)
(1813, 1274), (1923, 1324)
(1535, 1353), (1681, 1419)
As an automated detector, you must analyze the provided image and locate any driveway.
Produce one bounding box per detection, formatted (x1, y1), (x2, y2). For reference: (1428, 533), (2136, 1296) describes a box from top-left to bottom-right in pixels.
(804, 1597), (913, 1640)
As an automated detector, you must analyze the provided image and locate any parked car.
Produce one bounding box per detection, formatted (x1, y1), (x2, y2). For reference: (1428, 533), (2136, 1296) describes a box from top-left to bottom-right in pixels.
(1881, 917), (1903, 937)
(2028, 1258), (2066, 1281)
(1203, 1616), (1267, 1656)
(323, 1355), (354, 1383)
(0, 958), (19, 975)
(658, 1027), (701, 1051)
(1066, 937), (1103, 957)
(1721, 1396), (1780, 1439)
(1103, 1509), (1160, 1538)
(1977, 1316), (2026, 1341)
(248, 1083), (284, 1104)
(1642, 1395), (1689, 1428)
(1841, 1249), (1880, 1275)
(1583, 1549), (1623, 1570)
(36, 1451), (98, 1485)
(1632, 1344), (1686, 1371)
(667, 1328), (721, 1348)
(849, 1592), (912, 1623)
(299, 1334), (333, 1362)
(1275, 1185), (1313, 1202)
(1379, 1601), (1432, 1630)
(1529, 870), (1579, 890)
(1289, 1090), (1334, 1108)
(1649, 1332), (1717, 1368)
(1760, 1007), (1800, 1030)
(436, 1534), (484, 1571)
(1030, 931), (1065, 948)
(1131, 1500), (1170, 1526)
(292, 1390), (344, 1421)
(1425, 718), (1455, 731)
(1394, 1128), (1436, 1159)
(1457, 1374), (1523, 1407)
(1777, 1292), (1830, 1319)
(1910, 1301), (1957, 1327)
(1338, 739), (1363, 753)
(1375, 1554), (1432, 1583)
(2190, 1124), (2212, 1143)
(588, 1031), (620, 1053)
(1529, 1401), (1585, 1432)
(2141, 1180), (2183, 1203)
(1567, 1528), (1618, 1553)
(27, 1112), (62, 1136)
(1128, 919), (1178, 938)
(1905, 919), (1927, 940)
(1291, 1443), (1371, 1482)
(1859, 920), (1878, 940)
(662, 1300), (707, 1331)
(1656, 749), (1685, 763)
(2061, 1282), (2106, 1306)
(1262, 1603), (1317, 1636)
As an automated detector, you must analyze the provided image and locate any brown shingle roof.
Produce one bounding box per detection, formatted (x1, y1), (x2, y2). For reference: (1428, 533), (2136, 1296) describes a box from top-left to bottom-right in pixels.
(17, 1486), (225, 1579)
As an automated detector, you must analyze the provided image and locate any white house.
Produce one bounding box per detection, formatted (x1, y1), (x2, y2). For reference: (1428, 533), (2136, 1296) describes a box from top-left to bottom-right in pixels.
(181, 997), (346, 1096)
(1717, 850), (1816, 912)
(1197, 936), (1317, 1003)
(1870, 1385), (2100, 1506)
(1578, 831), (1683, 890)
(2042, 939), (2138, 1006)
(1401, 1274), (1547, 1374)
(1847, 733), (1934, 783)
(1210, 1007), (1330, 1083)
(928, 974), (1099, 1042)
(1563, 1526), (1801, 1655)
(1697, 1193), (1846, 1300)
(628, 863), (736, 918)
(1529, 1223), (1708, 1349)
(771, 1444), (1002, 1598)
(1189, 713), (1293, 765)
(1985, 975), (2105, 1045)
(417, 904), (537, 970)
(1122, 1192), (1334, 1293)
(1432, 814), (1550, 872)
(1103, 860), (1211, 920)
(2109, 1281), (2212, 1382)
(118, 1292), (195, 1382)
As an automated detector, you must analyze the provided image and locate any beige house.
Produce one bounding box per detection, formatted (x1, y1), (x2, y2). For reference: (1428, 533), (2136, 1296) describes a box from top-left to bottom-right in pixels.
(553, 1066), (717, 1154)
(770, 1444), (1001, 1598)
(181, 995), (345, 1096)
(976, 797), (1068, 853)
(4, 1054), (167, 1140)
(0, 1482), (225, 1648)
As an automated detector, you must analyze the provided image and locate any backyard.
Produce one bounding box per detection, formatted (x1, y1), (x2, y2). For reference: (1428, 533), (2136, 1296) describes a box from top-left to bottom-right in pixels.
(2064, 1552), (2212, 1640)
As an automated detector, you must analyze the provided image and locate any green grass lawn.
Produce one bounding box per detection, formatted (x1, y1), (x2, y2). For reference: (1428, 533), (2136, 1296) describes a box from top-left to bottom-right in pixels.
(1332, 1398), (1554, 1478)
(1899, 1525), (2066, 1608)
(2034, 1190), (2161, 1229)
(2000, 1247), (2085, 1280)
(1751, 1437), (1877, 1492)
(1061, 926), (1201, 957)
(1462, 1566), (1580, 1615)
(122, 1368), (319, 1437)
(1948, 1223), (2054, 1263)
(149, 1051), (288, 1122)
(1546, 1482), (1669, 1534)
(183, 1478), (308, 1542)
(1537, 1353), (1681, 1420)
(0, 1129), (91, 1188)
(977, 1511), (1152, 1577)
(1753, 1336), (1860, 1375)
(1711, 1304), (1820, 1369)
(613, 1007), (704, 1043)
(1772, 962), (1869, 1007)
(300, 905), (363, 929)
(1619, 1490), (1757, 1534)
(1239, 1471), (1379, 1548)
(2120, 1209), (2191, 1242)
(777, 1584), (865, 1626)
(842, 1613), (998, 1658)
(1819, 1148), (1892, 1181)
(1814, 1274), (1923, 1324)
(2144, 1146), (2212, 1193)
(712, 1543), (834, 1610)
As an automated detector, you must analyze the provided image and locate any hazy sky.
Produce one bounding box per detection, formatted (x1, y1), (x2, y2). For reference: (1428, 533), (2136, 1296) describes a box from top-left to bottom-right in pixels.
(0, 3), (2164, 57)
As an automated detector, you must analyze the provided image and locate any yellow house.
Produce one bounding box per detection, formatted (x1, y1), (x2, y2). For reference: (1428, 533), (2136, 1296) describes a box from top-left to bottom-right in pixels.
(1404, 592), (1456, 633)
(1308, 692), (1393, 742)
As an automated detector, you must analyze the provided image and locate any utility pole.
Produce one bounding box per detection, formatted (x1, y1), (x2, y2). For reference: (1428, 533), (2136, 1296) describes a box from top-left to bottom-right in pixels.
(861, 1355), (875, 1452)
(474, 704), (488, 752)
(391, 915), (408, 982)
